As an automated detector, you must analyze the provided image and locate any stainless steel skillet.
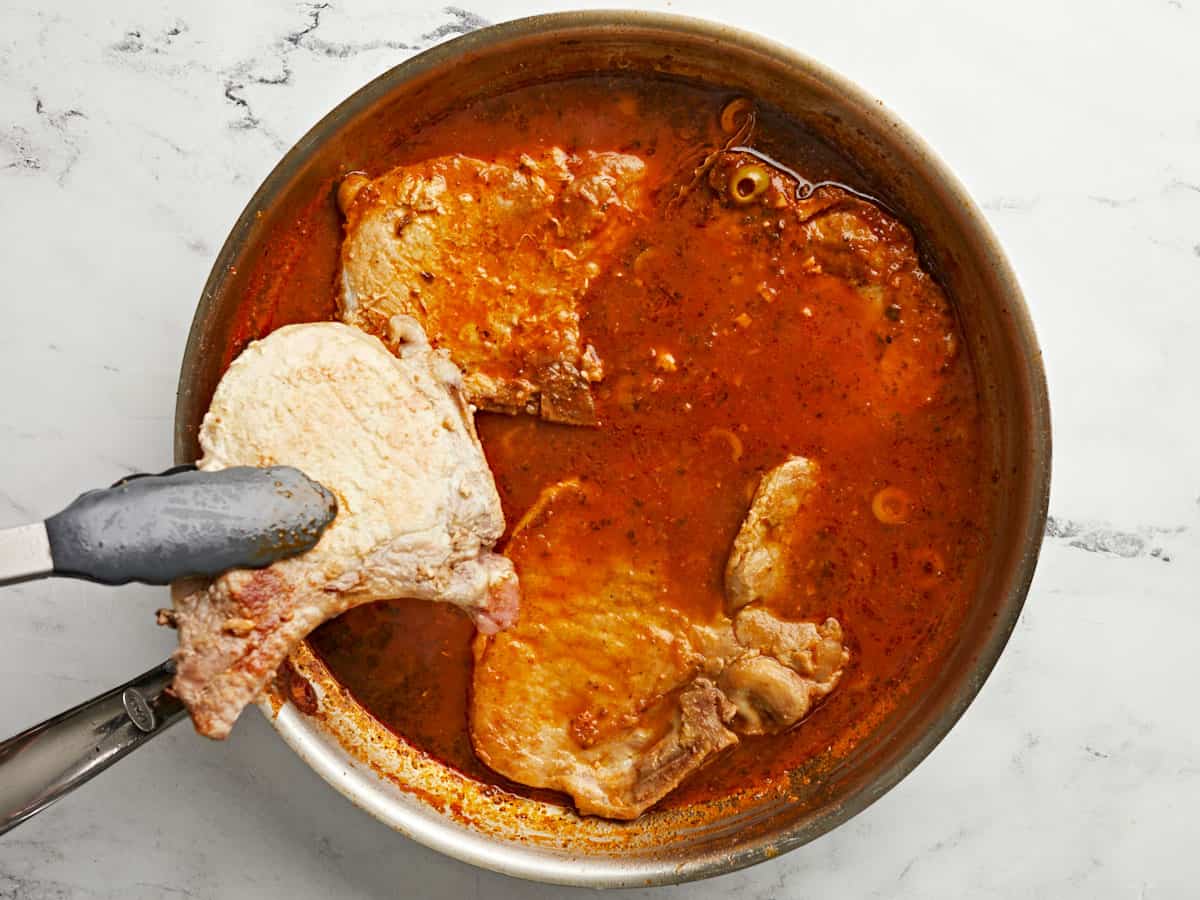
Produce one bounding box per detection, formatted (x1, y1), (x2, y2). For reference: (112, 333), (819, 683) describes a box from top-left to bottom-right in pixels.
(171, 12), (1051, 887)
(0, 11), (1049, 886)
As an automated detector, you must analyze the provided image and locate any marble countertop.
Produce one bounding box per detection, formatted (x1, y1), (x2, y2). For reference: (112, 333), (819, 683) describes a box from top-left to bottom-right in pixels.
(1, 1), (1196, 897)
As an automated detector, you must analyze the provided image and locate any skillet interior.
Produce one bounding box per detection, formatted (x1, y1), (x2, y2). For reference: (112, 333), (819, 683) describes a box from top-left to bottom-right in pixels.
(174, 12), (1050, 886)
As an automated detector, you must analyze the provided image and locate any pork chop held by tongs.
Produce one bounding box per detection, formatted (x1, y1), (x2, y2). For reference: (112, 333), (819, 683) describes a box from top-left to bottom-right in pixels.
(168, 319), (519, 739)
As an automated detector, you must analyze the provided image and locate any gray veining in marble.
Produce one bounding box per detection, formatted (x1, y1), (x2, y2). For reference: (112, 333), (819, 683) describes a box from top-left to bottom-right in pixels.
(1, 0), (1197, 897)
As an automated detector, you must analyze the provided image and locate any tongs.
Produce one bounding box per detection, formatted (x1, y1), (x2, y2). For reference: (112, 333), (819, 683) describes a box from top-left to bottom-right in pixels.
(0, 465), (337, 835)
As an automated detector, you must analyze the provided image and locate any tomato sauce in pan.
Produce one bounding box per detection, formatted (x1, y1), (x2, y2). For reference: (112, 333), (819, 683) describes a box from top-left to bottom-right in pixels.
(232, 76), (990, 812)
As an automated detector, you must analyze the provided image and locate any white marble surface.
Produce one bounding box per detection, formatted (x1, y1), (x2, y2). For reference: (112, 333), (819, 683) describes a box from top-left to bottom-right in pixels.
(0, 0), (1196, 896)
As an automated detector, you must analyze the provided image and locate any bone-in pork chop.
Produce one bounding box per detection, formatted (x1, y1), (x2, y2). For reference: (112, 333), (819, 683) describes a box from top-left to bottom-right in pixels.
(725, 456), (819, 613)
(337, 149), (646, 425)
(705, 151), (959, 413)
(470, 459), (847, 819)
(170, 320), (518, 739)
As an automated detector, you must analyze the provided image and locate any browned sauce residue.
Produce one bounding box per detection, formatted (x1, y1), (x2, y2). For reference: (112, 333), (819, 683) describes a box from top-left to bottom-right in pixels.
(280, 658), (320, 717)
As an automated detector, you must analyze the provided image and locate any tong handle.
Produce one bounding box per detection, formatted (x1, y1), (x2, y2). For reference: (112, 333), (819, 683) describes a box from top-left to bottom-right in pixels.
(0, 659), (184, 835)
(0, 465), (337, 586)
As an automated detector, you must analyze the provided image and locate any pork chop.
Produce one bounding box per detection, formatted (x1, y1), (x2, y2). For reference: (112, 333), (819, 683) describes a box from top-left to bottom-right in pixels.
(725, 456), (818, 613)
(469, 481), (735, 818)
(706, 151), (959, 412)
(470, 459), (846, 819)
(337, 149), (647, 425)
(170, 320), (518, 739)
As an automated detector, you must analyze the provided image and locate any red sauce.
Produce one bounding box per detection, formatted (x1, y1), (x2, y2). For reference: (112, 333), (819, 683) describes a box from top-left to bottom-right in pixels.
(234, 75), (990, 811)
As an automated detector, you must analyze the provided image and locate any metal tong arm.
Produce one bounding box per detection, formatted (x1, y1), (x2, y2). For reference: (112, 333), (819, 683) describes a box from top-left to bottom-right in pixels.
(0, 659), (183, 835)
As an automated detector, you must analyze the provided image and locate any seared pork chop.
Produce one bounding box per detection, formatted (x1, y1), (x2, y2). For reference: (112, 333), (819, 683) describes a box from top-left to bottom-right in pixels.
(469, 481), (735, 818)
(706, 151), (959, 412)
(470, 459), (847, 819)
(725, 456), (818, 613)
(337, 149), (646, 425)
(170, 320), (518, 739)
